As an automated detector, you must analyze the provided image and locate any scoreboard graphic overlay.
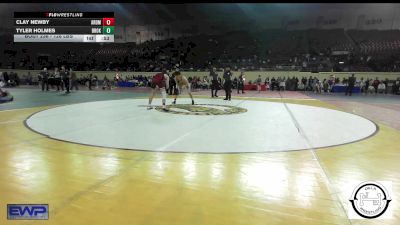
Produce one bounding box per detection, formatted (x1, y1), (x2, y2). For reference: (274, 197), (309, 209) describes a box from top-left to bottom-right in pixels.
(14, 12), (114, 43)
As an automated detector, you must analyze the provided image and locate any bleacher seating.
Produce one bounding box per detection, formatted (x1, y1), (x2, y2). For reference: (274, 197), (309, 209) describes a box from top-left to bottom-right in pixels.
(1, 28), (400, 72)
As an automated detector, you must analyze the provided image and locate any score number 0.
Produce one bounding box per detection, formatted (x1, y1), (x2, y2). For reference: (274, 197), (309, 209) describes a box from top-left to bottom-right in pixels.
(102, 18), (114, 26)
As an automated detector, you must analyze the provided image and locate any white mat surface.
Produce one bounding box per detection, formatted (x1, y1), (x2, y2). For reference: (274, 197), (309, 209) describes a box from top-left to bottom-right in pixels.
(25, 98), (377, 153)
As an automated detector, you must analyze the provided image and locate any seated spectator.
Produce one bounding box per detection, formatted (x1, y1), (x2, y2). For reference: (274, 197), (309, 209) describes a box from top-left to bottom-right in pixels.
(327, 78), (333, 93)
(378, 81), (386, 93)
(7, 79), (16, 87)
(372, 77), (380, 94)
(314, 79), (322, 94)
(0, 81), (13, 103)
(359, 78), (366, 93)
(298, 81), (305, 91)
(93, 75), (99, 89)
(392, 77), (400, 94)
(264, 77), (269, 86)
(308, 76), (314, 91)
(323, 79), (329, 92)
(270, 77), (276, 91)
(383, 78), (389, 94)
(102, 76), (111, 90)
(367, 84), (376, 94)
(27, 72), (33, 85)
(279, 77), (286, 91)
(301, 77), (307, 90)
(256, 75), (262, 92)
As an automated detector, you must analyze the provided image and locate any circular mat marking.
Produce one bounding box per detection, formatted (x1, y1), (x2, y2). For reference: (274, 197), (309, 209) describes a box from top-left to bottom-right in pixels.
(25, 98), (377, 153)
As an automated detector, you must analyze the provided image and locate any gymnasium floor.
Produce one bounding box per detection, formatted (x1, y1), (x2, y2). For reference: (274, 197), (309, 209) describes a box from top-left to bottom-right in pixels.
(0, 87), (399, 225)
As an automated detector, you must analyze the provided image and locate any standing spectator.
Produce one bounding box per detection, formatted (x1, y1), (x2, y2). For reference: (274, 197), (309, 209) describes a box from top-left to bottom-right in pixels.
(191, 76), (198, 90)
(209, 67), (219, 98)
(264, 77), (269, 86)
(102, 75), (111, 90)
(264, 77), (270, 90)
(61, 66), (70, 94)
(301, 77), (307, 91)
(276, 77), (282, 91)
(279, 77), (286, 91)
(322, 79), (328, 92)
(383, 78), (389, 94)
(70, 68), (78, 91)
(3, 72), (9, 85)
(345, 74), (356, 96)
(392, 77), (400, 95)
(378, 81), (386, 94)
(88, 73), (93, 90)
(328, 74), (335, 93)
(312, 77), (318, 92)
(256, 75), (262, 92)
(270, 77), (276, 91)
(359, 77), (365, 93)
(237, 71), (245, 94)
(315, 79), (322, 94)
(54, 67), (64, 91)
(13, 73), (20, 86)
(48, 71), (55, 90)
(93, 75), (99, 89)
(27, 72), (33, 85)
(114, 70), (120, 87)
(308, 76), (314, 91)
(217, 76), (222, 92)
(298, 78), (305, 91)
(233, 77), (238, 90)
(372, 77), (380, 94)
(202, 76), (209, 90)
(40, 67), (49, 91)
(365, 78), (370, 95)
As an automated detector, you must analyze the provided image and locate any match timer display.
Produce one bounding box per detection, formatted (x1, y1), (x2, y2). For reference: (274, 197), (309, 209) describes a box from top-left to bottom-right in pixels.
(13, 12), (115, 43)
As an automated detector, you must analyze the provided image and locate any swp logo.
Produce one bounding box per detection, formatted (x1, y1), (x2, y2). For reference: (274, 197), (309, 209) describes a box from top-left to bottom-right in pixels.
(7, 204), (49, 220)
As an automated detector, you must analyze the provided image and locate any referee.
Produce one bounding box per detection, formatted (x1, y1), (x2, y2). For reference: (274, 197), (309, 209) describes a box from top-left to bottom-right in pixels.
(223, 67), (233, 101)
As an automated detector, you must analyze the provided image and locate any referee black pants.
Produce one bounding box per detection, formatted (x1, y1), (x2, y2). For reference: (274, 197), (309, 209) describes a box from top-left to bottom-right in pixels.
(41, 79), (49, 91)
(224, 81), (232, 100)
(64, 78), (70, 93)
(345, 84), (354, 96)
(211, 80), (219, 97)
(237, 82), (244, 93)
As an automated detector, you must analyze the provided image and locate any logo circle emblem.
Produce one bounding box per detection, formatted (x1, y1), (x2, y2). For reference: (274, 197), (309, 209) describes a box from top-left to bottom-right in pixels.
(349, 181), (392, 219)
(155, 104), (247, 115)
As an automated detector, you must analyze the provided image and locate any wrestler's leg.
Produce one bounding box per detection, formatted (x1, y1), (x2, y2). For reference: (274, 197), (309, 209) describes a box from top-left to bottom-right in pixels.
(148, 87), (156, 109)
(187, 84), (194, 105)
(160, 87), (168, 110)
(172, 85), (180, 104)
